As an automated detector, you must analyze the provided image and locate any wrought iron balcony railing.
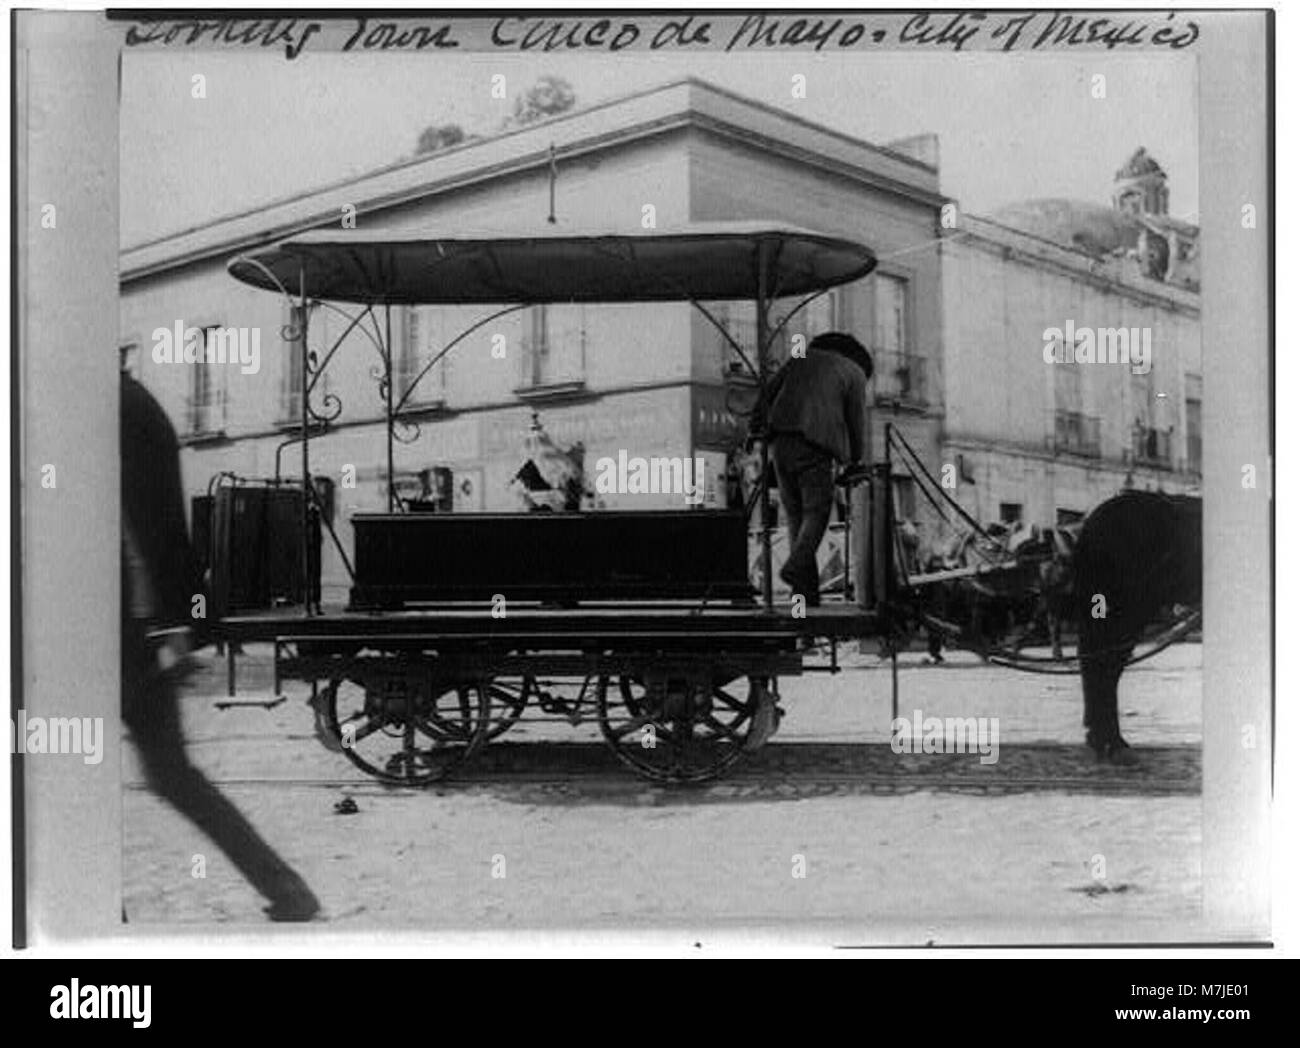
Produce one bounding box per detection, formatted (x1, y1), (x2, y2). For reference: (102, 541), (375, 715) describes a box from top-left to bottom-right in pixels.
(1132, 425), (1173, 467)
(186, 388), (228, 437)
(1051, 410), (1101, 458)
(873, 351), (928, 406)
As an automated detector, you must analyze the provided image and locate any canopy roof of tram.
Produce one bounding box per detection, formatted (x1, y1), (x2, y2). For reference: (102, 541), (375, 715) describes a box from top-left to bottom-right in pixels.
(227, 223), (878, 306)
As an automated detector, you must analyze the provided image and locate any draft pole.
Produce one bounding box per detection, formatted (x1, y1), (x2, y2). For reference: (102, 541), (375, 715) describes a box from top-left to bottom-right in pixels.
(756, 244), (773, 611)
(385, 303), (395, 513)
(298, 264), (311, 618)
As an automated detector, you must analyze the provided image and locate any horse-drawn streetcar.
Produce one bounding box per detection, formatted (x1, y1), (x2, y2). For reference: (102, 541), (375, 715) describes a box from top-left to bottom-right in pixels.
(206, 224), (1200, 783)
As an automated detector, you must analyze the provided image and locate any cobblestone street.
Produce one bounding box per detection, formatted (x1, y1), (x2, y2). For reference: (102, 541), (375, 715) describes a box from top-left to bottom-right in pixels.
(123, 642), (1201, 940)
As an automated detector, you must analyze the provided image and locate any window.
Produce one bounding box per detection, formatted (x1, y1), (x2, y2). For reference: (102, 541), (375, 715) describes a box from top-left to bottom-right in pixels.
(773, 290), (838, 360)
(1185, 397), (1202, 474)
(1054, 355), (1082, 414)
(280, 304), (307, 423)
(1130, 371), (1170, 466)
(1130, 369), (1152, 432)
(999, 502), (1023, 525)
(275, 302), (336, 424)
(397, 307), (421, 394)
(399, 307), (449, 407)
(800, 289), (840, 335)
(712, 292), (843, 378)
(520, 303), (585, 389)
(189, 325), (226, 435)
(1051, 356), (1098, 456)
(872, 274), (925, 403)
(874, 274), (907, 358)
(526, 304), (550, 385)
(713, 300), (755, 376)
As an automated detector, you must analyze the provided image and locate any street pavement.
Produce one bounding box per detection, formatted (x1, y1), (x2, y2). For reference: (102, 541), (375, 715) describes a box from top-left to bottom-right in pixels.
(123, 642), (1202, 941)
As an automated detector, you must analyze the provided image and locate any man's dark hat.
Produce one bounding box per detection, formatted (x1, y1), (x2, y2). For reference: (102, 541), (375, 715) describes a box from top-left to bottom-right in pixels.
(810, 332), (873, 379)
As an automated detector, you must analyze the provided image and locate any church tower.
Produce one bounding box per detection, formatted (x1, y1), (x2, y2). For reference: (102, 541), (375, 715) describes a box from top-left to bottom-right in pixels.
(1112, 147), (1170, 217)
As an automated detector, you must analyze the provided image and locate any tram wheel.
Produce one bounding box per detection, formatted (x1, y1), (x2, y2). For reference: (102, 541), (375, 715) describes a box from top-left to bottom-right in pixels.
(483, 674), (536, 740)
(596, 672), (760, 784)
(325, 667), (491, 785)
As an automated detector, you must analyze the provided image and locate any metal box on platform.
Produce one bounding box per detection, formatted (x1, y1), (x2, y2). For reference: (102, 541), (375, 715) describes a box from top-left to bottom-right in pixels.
(349, 510), (752, 607)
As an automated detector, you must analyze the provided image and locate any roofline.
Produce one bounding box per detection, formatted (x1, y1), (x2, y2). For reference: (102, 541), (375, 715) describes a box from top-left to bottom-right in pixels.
(948, 212), (1200, 313)
(121, 77), (942, 282)
(125, 76), (936, 258)
(673, 77), (939, 175)
(123, 77), (697, 255)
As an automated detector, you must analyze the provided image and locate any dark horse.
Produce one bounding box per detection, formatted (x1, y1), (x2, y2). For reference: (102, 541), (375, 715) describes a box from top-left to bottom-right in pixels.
(1072, 490), (1202, 762)
(122, 372), (320, 920)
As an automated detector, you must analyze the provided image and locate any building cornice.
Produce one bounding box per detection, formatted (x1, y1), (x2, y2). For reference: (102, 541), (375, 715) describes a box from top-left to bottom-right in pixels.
(944, 215), (1200, 316)
(121, 113), (698, 284)
(941, 431), (1199, 482)
(689, 114), (948, 212)
(122, 78), (944, 284)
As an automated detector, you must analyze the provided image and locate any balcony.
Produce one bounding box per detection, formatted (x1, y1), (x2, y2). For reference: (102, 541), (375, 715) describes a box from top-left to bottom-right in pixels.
(1051, 410), (1101, 458)
(184, 389), (228, 443)
(1132, 425), (1173, 468)
(514, 337), (587, 399)
(393, 358), (448, 414)
(873, 351), (929, 407)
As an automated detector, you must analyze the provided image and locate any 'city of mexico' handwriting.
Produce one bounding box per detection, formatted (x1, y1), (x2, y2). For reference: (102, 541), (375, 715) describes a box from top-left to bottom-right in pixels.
(991, 11), (1199, 52)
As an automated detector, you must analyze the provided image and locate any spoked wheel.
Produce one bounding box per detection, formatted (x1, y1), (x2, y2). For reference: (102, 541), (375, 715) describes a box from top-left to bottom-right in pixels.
(325, 666), (491, 785)
(596, 671), (763, 783)
(483, 674), (536, 740)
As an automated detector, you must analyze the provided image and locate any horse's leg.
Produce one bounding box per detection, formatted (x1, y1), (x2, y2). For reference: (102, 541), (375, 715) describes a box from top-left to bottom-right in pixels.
(1049, 605), (1063, 660)
(1081, 645), (1134, 761)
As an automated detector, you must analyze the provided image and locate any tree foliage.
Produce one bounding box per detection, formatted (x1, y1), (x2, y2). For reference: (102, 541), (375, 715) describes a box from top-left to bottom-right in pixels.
(415, 122), (467, 156)
(511, 76), (576, 126)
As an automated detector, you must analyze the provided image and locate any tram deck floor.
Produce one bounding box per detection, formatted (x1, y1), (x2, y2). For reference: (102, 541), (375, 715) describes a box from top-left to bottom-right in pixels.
(215, 601), (880, 643)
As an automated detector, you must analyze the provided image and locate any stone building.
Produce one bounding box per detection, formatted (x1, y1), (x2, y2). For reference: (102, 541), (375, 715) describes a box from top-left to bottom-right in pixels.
(121, 80), (1200, 601)
(120, 79), (947, 602)
(933, 147), (1201, 536)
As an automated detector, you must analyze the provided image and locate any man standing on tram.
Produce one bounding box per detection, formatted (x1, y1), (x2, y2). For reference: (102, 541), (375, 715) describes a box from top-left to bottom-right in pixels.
(751, 331), (873, 607)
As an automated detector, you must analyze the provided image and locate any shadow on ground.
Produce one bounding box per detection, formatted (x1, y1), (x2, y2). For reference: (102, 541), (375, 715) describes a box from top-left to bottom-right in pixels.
(406, 741), (1204, 807)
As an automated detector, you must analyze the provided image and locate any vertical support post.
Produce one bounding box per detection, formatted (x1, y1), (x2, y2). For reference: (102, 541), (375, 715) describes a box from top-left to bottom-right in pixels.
(843, 483), (853, 603)
(547, 142), (558, 224)
(226, 644), (235, 698)
(854, 429), (873, 613)
(870, 464), (892, 610)
(871, 423), (894, 610)
(385, 303), (395, 513)
(880, 423), (898, 720)
(755, 244), (773, 611)
(891, 645), (899, 721)
(298, 266), (311, 618)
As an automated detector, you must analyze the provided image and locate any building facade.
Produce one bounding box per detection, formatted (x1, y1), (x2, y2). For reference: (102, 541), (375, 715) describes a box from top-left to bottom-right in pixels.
(936, 150), (1201, 535)
(120, 81), (1198, 601)
(121, 80), (947, 601)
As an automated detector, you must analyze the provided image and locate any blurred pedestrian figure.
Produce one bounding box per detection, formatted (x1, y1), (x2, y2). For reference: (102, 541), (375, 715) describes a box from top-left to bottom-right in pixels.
(122, 371), (320, 921)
